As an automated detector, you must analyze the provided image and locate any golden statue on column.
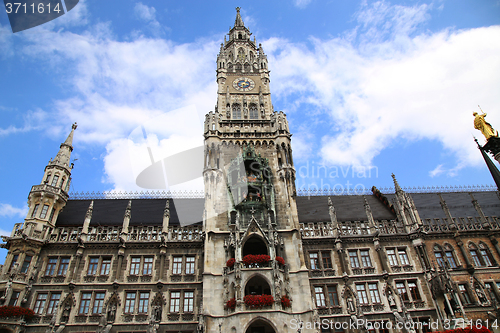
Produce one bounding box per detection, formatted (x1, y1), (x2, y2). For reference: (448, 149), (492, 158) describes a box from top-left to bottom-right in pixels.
(474, 106), (498, 140)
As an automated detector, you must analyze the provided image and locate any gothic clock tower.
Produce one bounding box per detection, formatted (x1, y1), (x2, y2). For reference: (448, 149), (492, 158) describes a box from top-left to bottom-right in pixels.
(202, 8), (316, 333)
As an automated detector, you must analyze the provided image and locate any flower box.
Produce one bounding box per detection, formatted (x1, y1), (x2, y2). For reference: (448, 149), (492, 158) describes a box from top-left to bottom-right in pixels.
(244, 294), (274, 308)
(226, 258), (235, 268)
(275, 256), (285, 265)
(0, 306), (35, 319)
(281, 295), (291, 308)
(242, 254), (270, 267)
(226, 298), (236, 309)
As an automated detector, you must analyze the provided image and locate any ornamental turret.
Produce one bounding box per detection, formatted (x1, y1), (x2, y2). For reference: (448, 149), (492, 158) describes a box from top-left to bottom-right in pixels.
(26, 123), (77, 227)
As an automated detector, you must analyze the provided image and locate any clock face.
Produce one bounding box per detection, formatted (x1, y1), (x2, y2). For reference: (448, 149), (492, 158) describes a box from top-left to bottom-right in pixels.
(232, 77), (255, 92)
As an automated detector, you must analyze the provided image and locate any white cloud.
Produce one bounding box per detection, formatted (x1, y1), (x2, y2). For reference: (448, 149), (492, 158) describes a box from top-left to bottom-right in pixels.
(429, 164), (444, 177)
(265, 1), (500, 173)
(0, 203), (28, 218)
(133, 2), (164, 36)
(293, 0), (312, 9)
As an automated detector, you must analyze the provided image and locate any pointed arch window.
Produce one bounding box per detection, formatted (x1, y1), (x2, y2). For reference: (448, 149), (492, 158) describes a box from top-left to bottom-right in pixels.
(249, 104), (258, 119)
(51, 175), (59, 187)
(434, 244), (458, 268)
(232, 104), (242, 119)
(469, 243), (482, 266)
(478, 242), (495, 267)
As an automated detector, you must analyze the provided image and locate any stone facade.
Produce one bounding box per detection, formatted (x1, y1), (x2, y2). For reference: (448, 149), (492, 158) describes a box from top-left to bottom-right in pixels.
(1, 8), (500, 333)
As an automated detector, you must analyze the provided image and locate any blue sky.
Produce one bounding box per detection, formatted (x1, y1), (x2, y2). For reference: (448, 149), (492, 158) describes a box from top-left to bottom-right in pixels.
(1, 0), (500, 254)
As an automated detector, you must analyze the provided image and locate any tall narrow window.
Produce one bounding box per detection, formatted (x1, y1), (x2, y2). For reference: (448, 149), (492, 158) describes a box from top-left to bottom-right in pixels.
(360, 250), (372, 267)
(47, 293), (61, 314)
(356, 285), (368, 304)
(138, 292), (150, 313)
(369, 283), (381, 303)
(9, 291), (20, 306)
(9, 254), (19, 272)
(408, 281), (421, 300)
(100, 258), (111, 275)
(309, 253), (319, 270)
(45, 258), (57, 276)
(398, 249), (410, 265)
(185, 256), (195, 275)
(232, 104), (242, 119)
(314, 287), (326, 307)
(88, 258), (98, 275)
(125, 292), (136, 313)
(349, 251), (360, 268)
(32, 204), (40, 218)
(445, 251), (457, 268)
(143, 257), (153, 275)
(470, 250), (481, 267)
(249, 104), (258, 119)
(396, 282), (409, 301)
(58, 258), (70, 276)
(328, 286), (339, 306)
(93, 293), (105, 314)
(480, 249), (493, 266)
(387, 249), (398, 266)
(51, 175), (59, 187)
(173, 257), (183, 275)
(184, 291), (194, 312)
(322, 252), (332, 269)
(40, 205), (49, 219)
(34, 293), (48, 314)
(79, 293), (92, 314)
(49, 208), (55, 222)
(130, 257), (140, 275)
(458, 284), (470, 304)
(170, 292), (181, 312)
(21, 255), (32, 274)
(485, 283), (499, 302)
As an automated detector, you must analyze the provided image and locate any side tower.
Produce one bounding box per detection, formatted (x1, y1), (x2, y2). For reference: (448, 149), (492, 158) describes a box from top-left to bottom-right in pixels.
(202, 8), (315, 332)
(0, 124), (76, 310)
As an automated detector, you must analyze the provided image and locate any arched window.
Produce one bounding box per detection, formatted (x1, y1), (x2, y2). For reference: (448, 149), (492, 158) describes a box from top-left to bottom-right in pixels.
(469, 243), (482, 266)
(232, 104), (242, 119)
(244, 275), (271, 296)
(433, 245), (446, 267)
(244, 63), (250, 72)
(235, 63), (242, 72)
(238, 33), (242, 39)
(243, 236), (267, 256)
(227, 63), (233, 72)
(478, 242), (495, 266)
(249, 104), (258, 119)
(443, 244), (458, 268)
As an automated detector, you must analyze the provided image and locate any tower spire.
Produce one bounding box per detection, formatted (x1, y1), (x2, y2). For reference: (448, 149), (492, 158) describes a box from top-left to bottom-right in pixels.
(234, 7), (244, 27)
(52, 122), (77, 169)
(391, 173), (403, 193)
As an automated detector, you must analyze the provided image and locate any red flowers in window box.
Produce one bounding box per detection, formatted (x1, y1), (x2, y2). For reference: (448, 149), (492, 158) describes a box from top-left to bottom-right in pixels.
(0, 306), (35, 319)
(275, 256), (285, 265)
(225, 298), (236, 309)
(242, 254), (271, 267)
(281, 295), (291, 308)
(243, 294), (274, 308)
(226, 258), (235, 268)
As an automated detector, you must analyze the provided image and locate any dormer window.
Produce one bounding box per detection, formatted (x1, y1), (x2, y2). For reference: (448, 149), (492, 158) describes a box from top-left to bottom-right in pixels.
(238, 33), (242, 39)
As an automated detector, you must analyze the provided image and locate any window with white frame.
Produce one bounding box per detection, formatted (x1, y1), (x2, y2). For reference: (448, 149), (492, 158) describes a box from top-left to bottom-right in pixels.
(124, 291), (149, 314)
(395, 280), (421, 302)
(78, 291), (107, 315)
(170, 291), (181, 312)
(129, 256), (154, 276)
(349, 249), (372, 268)
(34, 293), (48, 314)
(356, 282), (381, 305)
(45, 257), (70, 276)
(171, 256), (195, 275)
(87, 257), (112, 276)
(386, 247), (411, 266)
(314, 286), (326, 307)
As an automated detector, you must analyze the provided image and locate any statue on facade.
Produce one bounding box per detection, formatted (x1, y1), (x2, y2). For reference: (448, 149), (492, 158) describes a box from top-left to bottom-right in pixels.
(107, 303), (117, 322)
(197, 314), (205, 333)
(474, 109), (498, 140)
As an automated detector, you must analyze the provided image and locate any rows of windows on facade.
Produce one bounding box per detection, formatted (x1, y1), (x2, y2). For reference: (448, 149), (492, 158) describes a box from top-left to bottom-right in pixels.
(3, 254), (198, 314)
(308, 243), (500, 309)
